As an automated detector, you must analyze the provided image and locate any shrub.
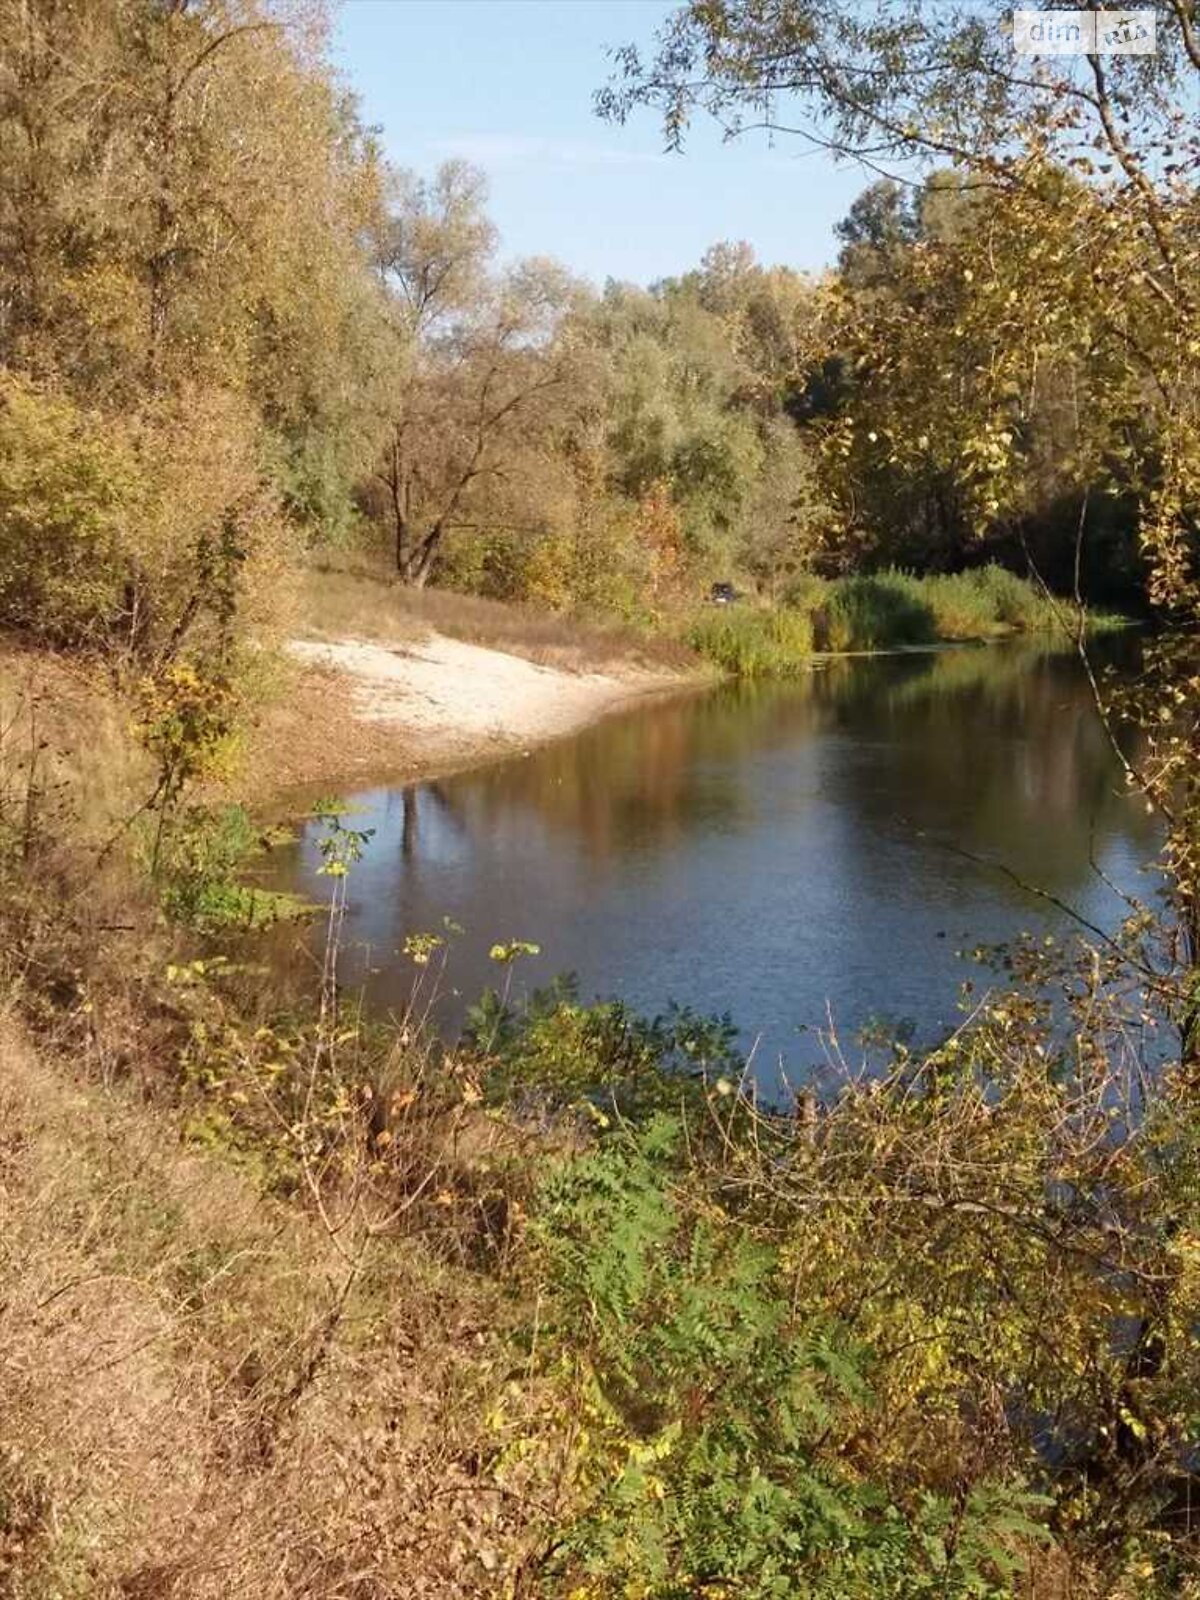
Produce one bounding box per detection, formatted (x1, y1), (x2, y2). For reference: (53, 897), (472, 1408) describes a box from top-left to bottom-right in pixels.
(0, 373), (295, 664)
(781, 570), (832, 614)
(468, 979), (742, 1119)
(0, 373), (142, 646)
(151, 803), (301, 930)
(521, 916), (1199, 1597)
(532, 1115), (1049, 1599)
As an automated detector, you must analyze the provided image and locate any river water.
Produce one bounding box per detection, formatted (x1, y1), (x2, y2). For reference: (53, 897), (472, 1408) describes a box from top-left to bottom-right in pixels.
(266, 638), (1159, 1084)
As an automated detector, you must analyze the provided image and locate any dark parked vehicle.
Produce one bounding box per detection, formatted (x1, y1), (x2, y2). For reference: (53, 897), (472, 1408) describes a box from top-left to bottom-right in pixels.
(709, 581), (739, 605)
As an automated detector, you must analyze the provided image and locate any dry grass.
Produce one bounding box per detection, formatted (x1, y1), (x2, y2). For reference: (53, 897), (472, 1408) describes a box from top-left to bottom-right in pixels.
(0, 1007), (557, 1598)
(0, 641), (151, 845)
(237, 648), (418, 796)
(296, 563), (697, 676)
(0, 643), (568, 1595)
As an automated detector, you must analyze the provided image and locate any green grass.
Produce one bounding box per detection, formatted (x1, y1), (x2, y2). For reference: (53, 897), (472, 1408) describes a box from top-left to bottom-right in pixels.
(819, 573), (937, 651)
(685, 607), (815, 678)
(688, 566), (1126, 677)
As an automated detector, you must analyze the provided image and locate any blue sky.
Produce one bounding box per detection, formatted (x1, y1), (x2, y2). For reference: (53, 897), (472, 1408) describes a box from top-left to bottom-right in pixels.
(333, 0), (870, 287)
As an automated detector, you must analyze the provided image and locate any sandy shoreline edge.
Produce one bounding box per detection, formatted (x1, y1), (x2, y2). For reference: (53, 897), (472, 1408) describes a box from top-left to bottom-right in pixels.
(248, 630), (704, 804)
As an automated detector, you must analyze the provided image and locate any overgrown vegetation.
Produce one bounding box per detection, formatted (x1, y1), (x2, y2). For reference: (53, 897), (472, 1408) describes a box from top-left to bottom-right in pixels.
(0, 0), (1169, 647)
(5, 676), (1199, 1595)
(686, 566), (1122, 675)
(686, 605), (816, 677)
(2, 0), (1200, 1594)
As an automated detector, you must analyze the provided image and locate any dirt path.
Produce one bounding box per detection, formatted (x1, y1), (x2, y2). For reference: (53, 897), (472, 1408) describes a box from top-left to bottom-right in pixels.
(248, 631), (697, 797)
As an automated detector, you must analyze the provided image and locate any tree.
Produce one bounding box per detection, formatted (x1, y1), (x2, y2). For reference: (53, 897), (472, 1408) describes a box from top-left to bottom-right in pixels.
(792, 170), (1131, 577)
(601, 0), (1199, 606)
(373, 160), (496, 337)
(373, 236), (582, 586)
(0, 0), (391, 652)
(834, 179), (920, 287)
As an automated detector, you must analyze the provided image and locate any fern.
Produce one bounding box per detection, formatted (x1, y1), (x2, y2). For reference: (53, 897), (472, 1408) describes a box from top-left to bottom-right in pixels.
(531, 1118), (1040, 1598)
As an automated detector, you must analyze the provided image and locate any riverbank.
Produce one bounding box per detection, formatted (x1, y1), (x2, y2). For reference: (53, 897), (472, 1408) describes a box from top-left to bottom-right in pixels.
(686, 566), (1127, 678)
(0, 627), (1179, 1600)
(245, 562), (1127, 796)
(246, 628), (703, 794)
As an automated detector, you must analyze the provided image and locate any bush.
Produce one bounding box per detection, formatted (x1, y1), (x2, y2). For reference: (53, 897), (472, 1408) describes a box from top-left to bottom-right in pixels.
(0, 373), (295, 663)
(533, 1114), (1050, 1599)
(0, 373), (142, 646)
(467, 978), (742, 1120)
(523, 917), (1199, 1597)
(781, 571), (833, 614)
(151, 803), (301, 930)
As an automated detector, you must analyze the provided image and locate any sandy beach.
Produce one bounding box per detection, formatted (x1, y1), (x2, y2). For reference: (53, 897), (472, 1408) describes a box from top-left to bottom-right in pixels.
(247, 629), (697, 795)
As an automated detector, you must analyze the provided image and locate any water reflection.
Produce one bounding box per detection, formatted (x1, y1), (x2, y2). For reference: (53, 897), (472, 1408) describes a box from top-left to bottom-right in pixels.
(267, 638), (1159, 1080)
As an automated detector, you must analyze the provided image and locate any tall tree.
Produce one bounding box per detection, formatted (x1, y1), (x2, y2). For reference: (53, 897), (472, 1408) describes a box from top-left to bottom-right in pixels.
(371, 192), (582, 585)
(0, 0), (389, 654)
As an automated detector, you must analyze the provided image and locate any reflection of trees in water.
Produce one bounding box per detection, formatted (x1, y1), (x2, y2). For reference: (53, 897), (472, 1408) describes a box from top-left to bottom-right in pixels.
(262, 641), (1162, 1058)
(417, 643), (1155, 888)
(817, 645), (1157, 894)
(442, 685), (829, 859)
(399, 782), (460, 861)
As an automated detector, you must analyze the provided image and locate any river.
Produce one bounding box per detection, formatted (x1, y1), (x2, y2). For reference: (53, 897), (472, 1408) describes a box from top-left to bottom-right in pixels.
(265, 637), (1159, 1086)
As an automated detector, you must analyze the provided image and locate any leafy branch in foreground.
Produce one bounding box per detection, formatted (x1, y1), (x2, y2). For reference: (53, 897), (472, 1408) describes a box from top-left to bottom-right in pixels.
(510, 928), (1200, 1597)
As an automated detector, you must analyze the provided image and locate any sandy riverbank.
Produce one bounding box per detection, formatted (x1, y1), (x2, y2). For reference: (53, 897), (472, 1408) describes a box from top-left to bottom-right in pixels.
(246, 630), (700, 796)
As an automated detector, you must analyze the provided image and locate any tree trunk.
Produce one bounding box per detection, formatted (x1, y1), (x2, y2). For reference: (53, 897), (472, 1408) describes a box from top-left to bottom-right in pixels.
(399, 524), (442, 588)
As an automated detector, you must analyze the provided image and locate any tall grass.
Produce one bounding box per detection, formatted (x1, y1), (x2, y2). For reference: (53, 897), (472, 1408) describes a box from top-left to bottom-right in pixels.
(818, 573), (937, 651)
(685, 607), (815, 678)
(687, 566), (1125, 676)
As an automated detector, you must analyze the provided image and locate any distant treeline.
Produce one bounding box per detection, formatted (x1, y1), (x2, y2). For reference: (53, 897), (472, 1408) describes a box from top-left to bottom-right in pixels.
(0, 0), (1171, 682)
